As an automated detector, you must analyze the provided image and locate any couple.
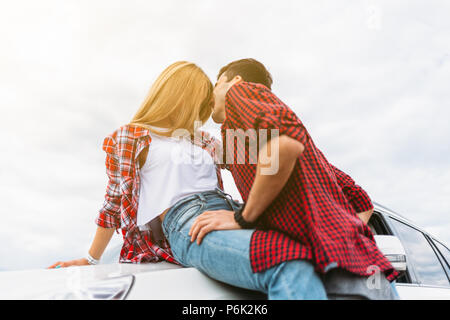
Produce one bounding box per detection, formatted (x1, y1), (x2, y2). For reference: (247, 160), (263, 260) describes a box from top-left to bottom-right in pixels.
(49, 59), (399, 299)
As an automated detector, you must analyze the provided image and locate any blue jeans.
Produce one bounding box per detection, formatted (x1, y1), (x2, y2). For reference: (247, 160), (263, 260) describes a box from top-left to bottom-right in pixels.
(391, 282), (401, 299)
(161, 188), (328, 300)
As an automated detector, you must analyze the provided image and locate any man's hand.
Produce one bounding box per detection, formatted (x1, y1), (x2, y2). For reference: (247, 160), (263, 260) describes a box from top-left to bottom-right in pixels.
(357, 209), (373, 225)
(189, 210), (241, 245)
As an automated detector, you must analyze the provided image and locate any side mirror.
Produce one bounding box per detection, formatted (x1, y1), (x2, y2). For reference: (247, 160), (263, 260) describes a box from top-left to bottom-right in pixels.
(374, 235), (407, 272)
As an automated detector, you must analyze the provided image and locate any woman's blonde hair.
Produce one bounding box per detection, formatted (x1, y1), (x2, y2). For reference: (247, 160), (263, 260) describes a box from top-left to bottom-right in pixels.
(130, 61), (214, 137)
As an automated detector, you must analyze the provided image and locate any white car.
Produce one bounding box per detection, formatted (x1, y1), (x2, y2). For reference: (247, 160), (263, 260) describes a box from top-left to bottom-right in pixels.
(0, 203), (449, 300)
(366, 203), (450, 299)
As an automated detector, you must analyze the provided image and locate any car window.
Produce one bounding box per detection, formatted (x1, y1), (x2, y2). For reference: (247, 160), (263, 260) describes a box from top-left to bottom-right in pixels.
(433, 240), (450, 274)
(390, 218), (449, 287)
(368, 212), (392, 235)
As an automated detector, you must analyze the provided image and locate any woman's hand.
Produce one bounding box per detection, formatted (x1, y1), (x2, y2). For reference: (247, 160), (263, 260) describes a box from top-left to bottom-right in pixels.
(47, 258), (89, 269)
(47, 227), (114, 269)
(189, 210), (241, 245)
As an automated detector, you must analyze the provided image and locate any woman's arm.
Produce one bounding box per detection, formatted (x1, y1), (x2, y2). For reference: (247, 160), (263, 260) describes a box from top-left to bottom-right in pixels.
(48, 226), (115, 268)
(88, 226), (116, 260)
(48, 136), (122, 269)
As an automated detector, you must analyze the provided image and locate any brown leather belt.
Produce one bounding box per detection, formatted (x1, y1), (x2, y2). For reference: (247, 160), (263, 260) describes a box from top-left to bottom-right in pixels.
(138, 209), (169, 246)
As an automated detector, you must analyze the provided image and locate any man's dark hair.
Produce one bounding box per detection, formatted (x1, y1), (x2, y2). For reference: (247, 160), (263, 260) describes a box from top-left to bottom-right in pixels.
(217, 58), (273, 89)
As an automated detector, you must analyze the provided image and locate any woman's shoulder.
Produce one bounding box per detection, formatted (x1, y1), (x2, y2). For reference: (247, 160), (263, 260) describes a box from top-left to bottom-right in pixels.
(102, 124), (151, 154)
(106, 124), (150, 142)
(192, 129), (222, 146)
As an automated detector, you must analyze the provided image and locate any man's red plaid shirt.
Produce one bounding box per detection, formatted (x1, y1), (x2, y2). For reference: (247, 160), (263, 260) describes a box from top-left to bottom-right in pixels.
(96, 124), (224, 264)
(220, 81), (398, 281)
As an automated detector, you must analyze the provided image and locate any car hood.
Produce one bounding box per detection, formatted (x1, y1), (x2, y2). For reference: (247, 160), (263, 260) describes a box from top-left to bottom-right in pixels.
(0, 262), (181, 299)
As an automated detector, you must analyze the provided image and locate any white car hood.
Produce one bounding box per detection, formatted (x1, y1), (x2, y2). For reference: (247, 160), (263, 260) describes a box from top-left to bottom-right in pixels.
(0, 262), (181, 299)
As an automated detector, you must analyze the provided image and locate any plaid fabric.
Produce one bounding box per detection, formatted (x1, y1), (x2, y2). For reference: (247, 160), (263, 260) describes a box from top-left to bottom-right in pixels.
(96, 124), (224, 264)
(330, 162), (374, 213)
(220, 81), (398, 281)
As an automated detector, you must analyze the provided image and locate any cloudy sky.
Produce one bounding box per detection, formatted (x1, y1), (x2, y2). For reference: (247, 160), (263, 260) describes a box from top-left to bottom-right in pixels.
(0, 0), (449, 271)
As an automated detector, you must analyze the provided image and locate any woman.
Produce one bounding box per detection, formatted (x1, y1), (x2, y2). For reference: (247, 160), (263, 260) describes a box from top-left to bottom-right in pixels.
(48, 61), (327, 300)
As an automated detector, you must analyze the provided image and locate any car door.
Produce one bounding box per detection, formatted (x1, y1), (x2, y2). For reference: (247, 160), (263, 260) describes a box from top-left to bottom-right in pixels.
(368, 211), (416, 285)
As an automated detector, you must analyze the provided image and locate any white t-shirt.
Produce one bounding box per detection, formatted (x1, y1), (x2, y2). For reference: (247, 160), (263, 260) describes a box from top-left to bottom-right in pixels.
(136, 128), (219, 226)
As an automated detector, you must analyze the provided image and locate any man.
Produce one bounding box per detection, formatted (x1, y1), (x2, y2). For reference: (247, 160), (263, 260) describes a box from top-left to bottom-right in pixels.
(189, 58), (399, 299)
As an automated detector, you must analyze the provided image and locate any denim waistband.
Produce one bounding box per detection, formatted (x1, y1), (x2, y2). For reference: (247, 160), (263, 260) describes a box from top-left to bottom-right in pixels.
(162, 187), (237, 229)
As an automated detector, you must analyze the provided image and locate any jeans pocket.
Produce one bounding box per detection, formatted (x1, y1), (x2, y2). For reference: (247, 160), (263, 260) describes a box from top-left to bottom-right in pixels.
(226, 198), (242, 212)
(166, 230), (190, 266)
(171, 201), (204, 233)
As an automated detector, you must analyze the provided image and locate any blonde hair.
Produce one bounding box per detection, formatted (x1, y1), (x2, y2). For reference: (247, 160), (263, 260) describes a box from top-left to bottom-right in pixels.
(130, 61), (214, 137)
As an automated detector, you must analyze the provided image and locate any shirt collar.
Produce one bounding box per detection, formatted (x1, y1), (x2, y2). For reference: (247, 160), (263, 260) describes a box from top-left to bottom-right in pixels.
(220, 81), (248, 132)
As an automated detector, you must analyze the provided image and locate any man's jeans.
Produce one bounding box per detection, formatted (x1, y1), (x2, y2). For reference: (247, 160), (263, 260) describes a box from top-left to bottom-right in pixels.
(161, 188), (328, 300)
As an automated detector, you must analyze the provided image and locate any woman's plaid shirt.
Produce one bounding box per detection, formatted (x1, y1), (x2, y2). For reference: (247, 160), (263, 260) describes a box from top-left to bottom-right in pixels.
(220, 81), (398, 281)
(96, 124), (224, 264)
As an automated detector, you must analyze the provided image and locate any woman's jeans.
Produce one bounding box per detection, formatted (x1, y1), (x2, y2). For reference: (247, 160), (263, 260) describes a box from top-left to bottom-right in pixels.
(161, 188), (328, 300)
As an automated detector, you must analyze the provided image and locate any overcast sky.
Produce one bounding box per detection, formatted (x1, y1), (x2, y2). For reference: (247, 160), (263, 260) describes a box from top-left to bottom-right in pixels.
(0, 0), (449, 271)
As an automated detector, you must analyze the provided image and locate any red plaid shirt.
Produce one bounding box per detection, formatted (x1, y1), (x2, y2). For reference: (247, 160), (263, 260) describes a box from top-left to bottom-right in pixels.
(221, 81), (398, 281)
(96, 124), (224, 264)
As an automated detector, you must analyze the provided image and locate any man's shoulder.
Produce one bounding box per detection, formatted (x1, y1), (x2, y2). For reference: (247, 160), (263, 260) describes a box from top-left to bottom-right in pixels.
(229, 81), (271, 97)
(227, 81), (286, 114)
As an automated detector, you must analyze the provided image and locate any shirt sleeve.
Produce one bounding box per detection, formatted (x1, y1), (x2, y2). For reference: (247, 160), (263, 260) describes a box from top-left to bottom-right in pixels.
(226, 83), (310, 146)
(254, 107), (310, 147)
(201, 132), (226, 189)
(331, 164), (374, 213)
(96, 135), (122, 230)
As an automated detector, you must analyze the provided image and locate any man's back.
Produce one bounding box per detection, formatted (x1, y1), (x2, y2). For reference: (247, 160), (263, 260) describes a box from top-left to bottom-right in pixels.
(220, 81), (398, 281)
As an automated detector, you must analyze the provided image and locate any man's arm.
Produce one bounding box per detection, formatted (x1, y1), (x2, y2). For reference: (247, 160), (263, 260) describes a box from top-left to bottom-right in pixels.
(240, 134), (304, 223)
(243, 153), (375, 224)
(330, 163), (374, 224)
(189, 83), (309, 244)
(189, 134), (304, 244)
